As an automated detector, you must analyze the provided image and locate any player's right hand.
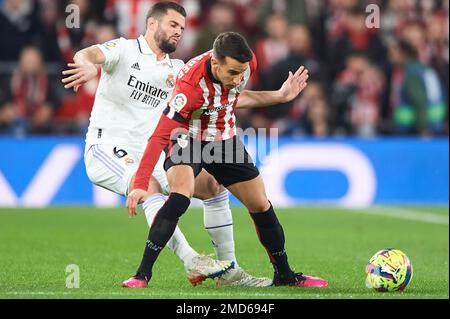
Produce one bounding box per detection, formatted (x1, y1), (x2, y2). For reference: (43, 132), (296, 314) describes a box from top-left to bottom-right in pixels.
(126, 189), (147, 218)
(61, 63), (98, 92)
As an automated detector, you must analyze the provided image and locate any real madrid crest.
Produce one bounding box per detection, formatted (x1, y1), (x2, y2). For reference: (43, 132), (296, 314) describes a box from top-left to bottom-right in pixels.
(166, 74), (175, 88)
(124, 157), (135, 165)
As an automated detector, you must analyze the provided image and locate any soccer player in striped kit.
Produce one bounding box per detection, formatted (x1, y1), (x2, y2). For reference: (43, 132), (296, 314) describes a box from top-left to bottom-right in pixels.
(124, 31), (328, 288)
(62, 2), (272, 287)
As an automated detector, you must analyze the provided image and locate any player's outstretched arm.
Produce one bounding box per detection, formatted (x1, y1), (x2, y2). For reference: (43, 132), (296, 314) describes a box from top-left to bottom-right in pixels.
(126, 114), (182, 217)
(61, 46), (105, 92)
(236, 65), (309, 109)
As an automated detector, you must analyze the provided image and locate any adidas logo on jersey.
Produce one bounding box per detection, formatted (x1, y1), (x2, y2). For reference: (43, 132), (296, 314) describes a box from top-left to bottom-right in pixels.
(131, 62), (141, 71)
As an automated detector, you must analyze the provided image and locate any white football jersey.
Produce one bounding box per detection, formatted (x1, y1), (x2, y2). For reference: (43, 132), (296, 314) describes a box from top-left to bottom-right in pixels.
(86, 35), (184, 152)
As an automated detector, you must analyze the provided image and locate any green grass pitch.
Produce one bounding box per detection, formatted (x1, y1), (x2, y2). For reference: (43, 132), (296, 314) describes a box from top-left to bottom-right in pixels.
(0, 206), (448, 299)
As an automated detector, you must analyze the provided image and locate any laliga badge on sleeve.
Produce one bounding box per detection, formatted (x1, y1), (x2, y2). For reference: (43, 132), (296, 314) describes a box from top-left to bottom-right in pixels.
(102, 40), (118, 50)
(170, 93), (187, 112)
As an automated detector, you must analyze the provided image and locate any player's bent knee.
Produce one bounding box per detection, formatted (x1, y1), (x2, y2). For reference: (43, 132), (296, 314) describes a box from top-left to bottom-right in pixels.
(170, 187), (194, 199)
(247, 198), (271, 213)
(203, 175), (221, 198)
(170, 180), (195, 198)
(209, 178), (222, 196)
(193, 171), (222, 200)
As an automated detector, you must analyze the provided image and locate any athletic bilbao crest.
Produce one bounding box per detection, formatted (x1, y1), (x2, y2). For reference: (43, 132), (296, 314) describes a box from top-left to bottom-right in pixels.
(177, 134), (189, 149)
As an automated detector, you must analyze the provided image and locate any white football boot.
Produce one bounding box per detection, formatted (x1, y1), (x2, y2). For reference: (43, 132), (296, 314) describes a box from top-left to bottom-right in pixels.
(215, 267), (273, 287)
(186, 254), (235, 286)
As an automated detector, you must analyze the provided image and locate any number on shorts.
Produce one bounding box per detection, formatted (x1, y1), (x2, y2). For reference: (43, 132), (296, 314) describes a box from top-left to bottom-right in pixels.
(113, 147), (128, 159)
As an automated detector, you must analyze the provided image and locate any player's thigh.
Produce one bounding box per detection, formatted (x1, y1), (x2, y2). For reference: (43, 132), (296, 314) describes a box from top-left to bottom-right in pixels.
(193, 169), (225, 200)
(84, 144), (138, 196)
(202, 137), (268, 212)
(202, 136), (259, 192)
(164, 135), (202, 198)
(227, 175), (271, 213)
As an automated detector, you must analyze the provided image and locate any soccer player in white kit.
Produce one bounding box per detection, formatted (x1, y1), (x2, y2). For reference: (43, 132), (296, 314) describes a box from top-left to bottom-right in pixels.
(62, 2), (272, 287)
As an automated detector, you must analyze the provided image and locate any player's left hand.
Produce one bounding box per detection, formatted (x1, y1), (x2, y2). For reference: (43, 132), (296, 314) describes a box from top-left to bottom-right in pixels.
(126, 188), (147, 218)
(278, 66), (309, 103)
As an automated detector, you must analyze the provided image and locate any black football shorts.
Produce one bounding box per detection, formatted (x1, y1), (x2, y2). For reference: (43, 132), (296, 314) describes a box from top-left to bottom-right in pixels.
(164, 134), (260, 187)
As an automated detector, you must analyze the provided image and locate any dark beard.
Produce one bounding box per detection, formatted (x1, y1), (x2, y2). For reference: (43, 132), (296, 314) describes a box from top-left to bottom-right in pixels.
(159, 38), (176, 54)
(155, 28), (177, 54)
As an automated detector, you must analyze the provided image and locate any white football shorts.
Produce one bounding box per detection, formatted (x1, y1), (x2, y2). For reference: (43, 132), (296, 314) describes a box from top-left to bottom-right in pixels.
(84, 143), (169, 196)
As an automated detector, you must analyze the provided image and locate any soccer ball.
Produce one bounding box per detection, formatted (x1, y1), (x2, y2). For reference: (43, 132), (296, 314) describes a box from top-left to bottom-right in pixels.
(365, 248), (413, 292)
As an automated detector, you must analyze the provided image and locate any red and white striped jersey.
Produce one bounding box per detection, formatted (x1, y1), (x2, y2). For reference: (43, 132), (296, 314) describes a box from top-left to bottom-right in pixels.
(133, 50), (257, 190)
(165, 50), (257, 141)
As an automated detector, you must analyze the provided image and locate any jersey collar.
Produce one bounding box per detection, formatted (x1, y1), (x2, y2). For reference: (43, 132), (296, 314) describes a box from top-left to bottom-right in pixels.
(206, 58), (221, 84)
(137, 35), (173, 67)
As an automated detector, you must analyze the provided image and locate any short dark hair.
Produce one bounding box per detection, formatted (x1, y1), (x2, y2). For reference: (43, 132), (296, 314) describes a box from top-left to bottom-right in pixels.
(146, 1), (186, 21)
(397, 39), (418, 59)
(213, 32), (253, 63)
(348, 4), (366, 17)
(347, 50), (369, 61)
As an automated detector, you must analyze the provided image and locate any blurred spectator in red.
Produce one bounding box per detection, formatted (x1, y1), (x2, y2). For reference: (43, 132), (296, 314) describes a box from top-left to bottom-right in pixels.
(401, 21), (429, 64)
(169, 0), (201, 61)
(287, 80), (331, 136)
(327, 6), (387, 78)
(192, 1), (242, 56)
(0, 0), (40, 61)
(426, 10), (449, 109)
(332, 52), (385, 136)
(104, 0), (153, 39)
(427, 11), (449, 68)
(0, 0), (448, 138)
(257, 0), (309, 28)
(389, 39), (447, 136)
(419, 0), (442, 24)
(323, 0), (361, 41)
(257, 24), (326, 133)
(381, 0), (418, 41)
(36, 0), (63, 63)
(254, 14), (289, 77)
(0, 79), (16, 134)
(57, 0), (97, 64)
(0, 47), (59, 136)
(220, 0), (264, 43)
(311, 0), (363, 63)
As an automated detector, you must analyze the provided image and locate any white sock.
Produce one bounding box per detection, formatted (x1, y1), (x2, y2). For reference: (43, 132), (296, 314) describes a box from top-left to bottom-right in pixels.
(143, 193), (198, 269)
(203, 190), (237, 266)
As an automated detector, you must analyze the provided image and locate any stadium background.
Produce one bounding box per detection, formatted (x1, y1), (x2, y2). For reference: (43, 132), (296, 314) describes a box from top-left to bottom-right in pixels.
(0, 0), (448, 300)
(0, 0), (448, 207)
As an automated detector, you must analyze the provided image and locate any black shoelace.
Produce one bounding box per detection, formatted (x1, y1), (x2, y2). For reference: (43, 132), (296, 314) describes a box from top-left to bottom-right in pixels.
(294, 272), (306, 282)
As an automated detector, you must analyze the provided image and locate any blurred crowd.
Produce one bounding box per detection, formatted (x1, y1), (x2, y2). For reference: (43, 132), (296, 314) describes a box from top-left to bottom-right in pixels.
(0, 0), (448, 137)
